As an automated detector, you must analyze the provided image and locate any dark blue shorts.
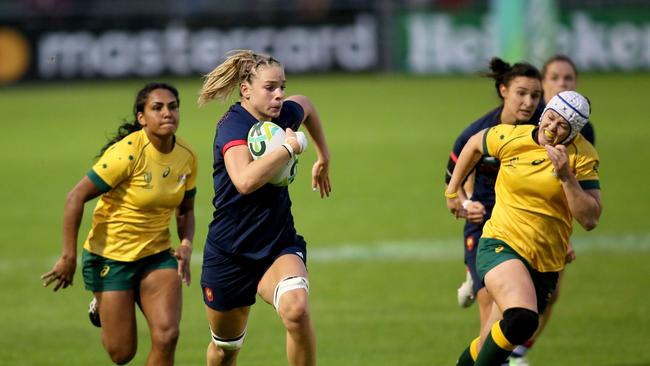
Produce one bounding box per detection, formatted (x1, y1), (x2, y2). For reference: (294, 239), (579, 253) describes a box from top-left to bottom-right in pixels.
(201, 245), (307, 311)
(463, 223), (484, 293)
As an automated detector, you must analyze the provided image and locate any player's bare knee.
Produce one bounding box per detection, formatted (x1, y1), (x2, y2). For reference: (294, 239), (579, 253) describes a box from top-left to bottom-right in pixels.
(208, 341), (239, 364)
(273, 276), (310, 327)
(279, 292), (310, 327)
(151, 325), (180, 351)
(102, 335), (138, 365)
(106, 345), (137, 365)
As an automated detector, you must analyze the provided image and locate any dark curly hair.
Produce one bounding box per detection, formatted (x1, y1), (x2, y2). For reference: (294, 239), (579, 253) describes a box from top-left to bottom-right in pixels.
(485, 57), (541, 100)
(98, 82), (180, 156)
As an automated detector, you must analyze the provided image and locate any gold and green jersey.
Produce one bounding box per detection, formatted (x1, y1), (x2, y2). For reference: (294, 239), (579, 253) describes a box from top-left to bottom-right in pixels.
(482, 124), (599, 272)
(83, 129), (197, 261)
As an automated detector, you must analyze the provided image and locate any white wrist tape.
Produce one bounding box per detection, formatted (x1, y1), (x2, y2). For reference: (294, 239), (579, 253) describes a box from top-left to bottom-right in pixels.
(282, 142), (294, 159)
(295, 131), (308, 153)
(462, 200), (472, 210)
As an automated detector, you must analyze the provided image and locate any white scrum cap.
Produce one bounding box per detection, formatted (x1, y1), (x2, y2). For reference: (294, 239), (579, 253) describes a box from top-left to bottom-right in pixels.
(543, 90), (591, 144)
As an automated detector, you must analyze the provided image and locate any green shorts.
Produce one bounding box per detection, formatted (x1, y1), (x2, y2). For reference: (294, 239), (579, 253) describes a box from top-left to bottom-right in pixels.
(82, 249), (177, 292)
(477, 238), (559, 314)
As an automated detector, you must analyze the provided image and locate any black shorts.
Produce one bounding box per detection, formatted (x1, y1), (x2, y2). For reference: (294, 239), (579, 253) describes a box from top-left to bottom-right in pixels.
(201, 245), (307, 311)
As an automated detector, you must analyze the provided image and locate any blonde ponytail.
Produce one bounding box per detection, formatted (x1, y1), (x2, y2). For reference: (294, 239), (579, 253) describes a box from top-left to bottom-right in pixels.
(198, 50), (282, 106)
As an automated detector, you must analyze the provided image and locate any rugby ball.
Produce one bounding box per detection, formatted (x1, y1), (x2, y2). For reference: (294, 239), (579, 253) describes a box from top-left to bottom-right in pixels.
(247, 121), (298, 186)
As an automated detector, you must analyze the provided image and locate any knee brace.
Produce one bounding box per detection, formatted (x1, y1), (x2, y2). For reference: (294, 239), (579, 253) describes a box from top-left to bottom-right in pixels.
(273, 276), (309, 311)
(500, 307), (539, 345)
(210, 327), (246, 351)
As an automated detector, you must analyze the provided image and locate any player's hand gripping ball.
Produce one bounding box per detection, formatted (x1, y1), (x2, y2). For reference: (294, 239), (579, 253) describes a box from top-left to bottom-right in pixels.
(247, 121), (307, 186)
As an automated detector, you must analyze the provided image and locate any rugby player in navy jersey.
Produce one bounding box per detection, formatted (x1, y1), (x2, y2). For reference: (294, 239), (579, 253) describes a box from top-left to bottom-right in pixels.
(197, 50), (331, 366)
(444, 57), (543, 343)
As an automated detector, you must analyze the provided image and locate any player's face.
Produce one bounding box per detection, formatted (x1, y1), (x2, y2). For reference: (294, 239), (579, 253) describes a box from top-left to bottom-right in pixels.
(543, 61), (577, 103)
(538, 109), (570, 146)
(243, 65), (286, 120)
(138, 88), (180, 139)
(500, 76), (542, 124)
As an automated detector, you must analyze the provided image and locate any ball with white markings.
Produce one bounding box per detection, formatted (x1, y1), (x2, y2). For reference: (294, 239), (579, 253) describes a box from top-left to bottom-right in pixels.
(247, 121), (299, 186)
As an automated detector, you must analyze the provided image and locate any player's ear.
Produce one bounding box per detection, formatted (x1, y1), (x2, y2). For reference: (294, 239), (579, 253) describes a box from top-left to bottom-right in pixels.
(136, 111), (146, 126)
(240, 82), (251, 100)
(498, 83), (508, 99)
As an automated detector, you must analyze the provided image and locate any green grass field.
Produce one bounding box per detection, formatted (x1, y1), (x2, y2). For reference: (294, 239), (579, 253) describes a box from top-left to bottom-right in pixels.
(1, 73), (649, 365)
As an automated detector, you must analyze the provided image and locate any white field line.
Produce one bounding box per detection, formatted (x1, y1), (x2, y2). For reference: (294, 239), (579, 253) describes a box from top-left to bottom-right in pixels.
(10, 234), (650, 272)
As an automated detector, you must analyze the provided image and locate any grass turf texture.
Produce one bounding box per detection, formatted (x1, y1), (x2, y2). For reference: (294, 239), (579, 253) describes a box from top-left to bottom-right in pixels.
(1, 73), (648, 365)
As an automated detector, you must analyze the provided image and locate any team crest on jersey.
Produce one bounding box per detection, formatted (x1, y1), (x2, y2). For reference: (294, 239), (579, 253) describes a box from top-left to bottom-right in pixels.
(465, 237), (475, 251)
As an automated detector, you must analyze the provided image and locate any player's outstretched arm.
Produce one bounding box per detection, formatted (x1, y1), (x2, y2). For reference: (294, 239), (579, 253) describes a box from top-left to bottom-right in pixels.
(175, 195), (195, 286)
(42, 176), (102, 291)
(445, 130), (486, 217)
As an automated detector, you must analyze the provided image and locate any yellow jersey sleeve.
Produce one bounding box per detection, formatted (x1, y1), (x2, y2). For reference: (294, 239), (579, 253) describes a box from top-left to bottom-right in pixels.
(483, 124), (528, 160)
(572, 136), (600, 190)
(176, 138), (198, 199)
(88, 139), (138, 192)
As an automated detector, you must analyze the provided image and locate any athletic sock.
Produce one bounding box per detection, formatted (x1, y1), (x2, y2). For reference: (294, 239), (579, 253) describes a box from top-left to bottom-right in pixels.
(456, 337), (480, 366)
(475, 322), (515, 366)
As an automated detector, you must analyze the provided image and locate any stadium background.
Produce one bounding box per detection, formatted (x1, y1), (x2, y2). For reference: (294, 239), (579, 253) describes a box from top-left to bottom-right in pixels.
(1, 0), (649, 365)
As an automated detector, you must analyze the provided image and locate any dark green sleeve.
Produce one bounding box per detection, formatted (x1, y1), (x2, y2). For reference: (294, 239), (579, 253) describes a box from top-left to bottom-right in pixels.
(482, 127), (492, 156)
(579, 180), (600, 190)
(87, 169), (111, 193)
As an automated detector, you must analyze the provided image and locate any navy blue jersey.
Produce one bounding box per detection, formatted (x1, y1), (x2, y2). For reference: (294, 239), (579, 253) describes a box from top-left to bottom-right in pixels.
(444, 105), (543, 221)
(205, 101), (305, 259)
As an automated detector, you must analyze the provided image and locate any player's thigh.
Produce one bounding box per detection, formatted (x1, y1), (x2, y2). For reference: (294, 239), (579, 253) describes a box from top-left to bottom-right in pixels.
(96, 290), (137, 348)
(205, 305), (251, 339)
(478, 239), (537, 311)
(139, 268), (182, 332)
(257, 253), (308, 305)
(484, 260), (537, 312)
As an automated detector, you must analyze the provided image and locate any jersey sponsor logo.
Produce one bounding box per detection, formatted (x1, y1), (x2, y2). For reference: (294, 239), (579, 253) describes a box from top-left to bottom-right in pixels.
(495, 245), (504, 253)
(178, 174), (187, 185)
(531, 158), (546, 166)
(100, 265), (110, 278)
(162, 167), (171, 178)
(205, 287), (214, 302)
